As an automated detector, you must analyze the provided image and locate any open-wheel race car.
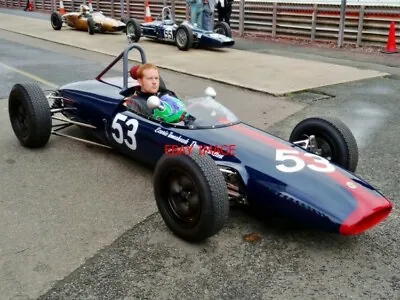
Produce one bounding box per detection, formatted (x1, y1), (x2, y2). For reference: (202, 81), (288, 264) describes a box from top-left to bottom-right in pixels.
(50, 4), (128, 35)
(7, 44), (393, 242)
(125, 6), (234, 51)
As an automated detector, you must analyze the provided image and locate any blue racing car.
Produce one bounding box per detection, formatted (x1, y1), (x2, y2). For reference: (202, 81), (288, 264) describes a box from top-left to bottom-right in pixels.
(125, 6), (234, 51)
(7, 44), (392, 242)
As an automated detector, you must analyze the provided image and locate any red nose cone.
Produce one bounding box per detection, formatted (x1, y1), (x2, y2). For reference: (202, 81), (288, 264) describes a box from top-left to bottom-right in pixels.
(340, 201), (393, 235)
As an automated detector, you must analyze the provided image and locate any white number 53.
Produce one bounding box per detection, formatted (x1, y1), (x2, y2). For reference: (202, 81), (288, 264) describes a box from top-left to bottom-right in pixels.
(275, 149), (335, 173)
(111, 113), (139, 150)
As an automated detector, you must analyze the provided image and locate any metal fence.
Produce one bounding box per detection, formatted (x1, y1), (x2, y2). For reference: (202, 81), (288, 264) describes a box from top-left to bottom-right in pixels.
(1, 0), (399, 46)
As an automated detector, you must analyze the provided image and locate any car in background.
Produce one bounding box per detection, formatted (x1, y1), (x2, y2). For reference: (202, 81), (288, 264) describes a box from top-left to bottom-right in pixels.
(50, 4), (127, 35)
(126, 6), (234, 51)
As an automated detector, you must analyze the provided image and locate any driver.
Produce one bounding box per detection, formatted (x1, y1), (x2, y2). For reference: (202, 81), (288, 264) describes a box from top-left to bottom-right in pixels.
(79, 4), (90, 17)
(124, 63), (187, 123)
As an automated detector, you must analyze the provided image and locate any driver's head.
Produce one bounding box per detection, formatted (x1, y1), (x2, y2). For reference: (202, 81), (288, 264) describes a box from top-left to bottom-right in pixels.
(137, 63), (160, 94)
(80, 5), (89, 12)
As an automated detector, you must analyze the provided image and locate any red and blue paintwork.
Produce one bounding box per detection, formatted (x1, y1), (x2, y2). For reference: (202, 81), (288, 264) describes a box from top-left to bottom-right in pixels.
(57, 44), (392, 236)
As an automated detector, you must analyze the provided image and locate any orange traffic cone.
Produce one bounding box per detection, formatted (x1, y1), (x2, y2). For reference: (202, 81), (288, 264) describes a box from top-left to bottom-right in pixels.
(28, 0), (33, 11)
(144, 0), (152, 23)
(59, 0), (65, 14)
(382, 21), (398, 54)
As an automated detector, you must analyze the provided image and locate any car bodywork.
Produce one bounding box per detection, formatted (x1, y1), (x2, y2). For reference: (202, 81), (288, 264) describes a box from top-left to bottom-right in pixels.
(126, 7), (235, 51)
(7, 44), (393, 242)
(50, 8), (126, 35)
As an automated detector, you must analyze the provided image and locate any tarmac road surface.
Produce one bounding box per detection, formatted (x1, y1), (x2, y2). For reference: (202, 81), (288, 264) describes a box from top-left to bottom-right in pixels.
(0, 29), (399, 300)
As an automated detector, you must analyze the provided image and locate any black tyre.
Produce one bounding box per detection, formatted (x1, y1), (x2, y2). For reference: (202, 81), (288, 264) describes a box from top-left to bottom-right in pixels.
(8, 83), (52, 148)
(153, 150), (230, 242)
(125, 18), (141, 43)
(175, 24), (193, 51)
(121, 16), (129, 33)
(289, 116), (359, 172)
(50, 12), (63, 30)
(213, 21), (232, 38)
(87, 17), (95, 35)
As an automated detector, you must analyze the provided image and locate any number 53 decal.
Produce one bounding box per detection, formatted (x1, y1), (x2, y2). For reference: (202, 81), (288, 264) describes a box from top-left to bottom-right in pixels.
(275, 149), (335, 173)
(111, 113), (139, 150)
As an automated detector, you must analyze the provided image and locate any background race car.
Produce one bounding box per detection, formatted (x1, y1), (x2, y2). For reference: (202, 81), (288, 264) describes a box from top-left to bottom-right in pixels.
(125, 6), (235, 51)
(50, 4), (128, 35)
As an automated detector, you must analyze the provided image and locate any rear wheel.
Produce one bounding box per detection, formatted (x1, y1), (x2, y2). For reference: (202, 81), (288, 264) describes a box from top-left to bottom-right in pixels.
(87, 17), (95, 35)
(289, 116), (359, 172)
(213, 21), (231, 37)
(8, 83), (52, 148)
(153, 150), (230, 242)
(50, 12), (63, 30)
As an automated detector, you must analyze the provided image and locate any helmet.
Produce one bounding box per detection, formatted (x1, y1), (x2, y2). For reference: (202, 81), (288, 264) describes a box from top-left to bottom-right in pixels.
(152, 94), (186, 123)
(80, 5), (90, 13)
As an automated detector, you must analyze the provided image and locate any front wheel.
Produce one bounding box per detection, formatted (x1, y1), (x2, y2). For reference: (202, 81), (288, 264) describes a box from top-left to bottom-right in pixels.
(8, 83), (52, 148)
(175, 24), (193, 51)
(87, 17), (95, 35)
(289, 116), (359, 172)
(153, 150), (230, 242)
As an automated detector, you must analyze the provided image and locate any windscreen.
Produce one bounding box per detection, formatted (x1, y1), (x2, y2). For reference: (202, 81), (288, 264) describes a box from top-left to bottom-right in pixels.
(182, 96), (239, 128)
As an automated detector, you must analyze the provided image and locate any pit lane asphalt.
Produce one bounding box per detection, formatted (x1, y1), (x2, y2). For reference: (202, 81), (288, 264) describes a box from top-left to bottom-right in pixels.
(1, 30), (399, 300)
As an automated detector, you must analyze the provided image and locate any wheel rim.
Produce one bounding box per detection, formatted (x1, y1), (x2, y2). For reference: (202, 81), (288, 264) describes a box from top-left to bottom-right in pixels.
(126, 23), (136, 36)
(315, 137), (333, 161)
(161, 168), (201, 227)
(176, 29), (187, 47)
(10, 97), (29, 138)
(214, 27), (224, 35)
(296, 133), (335, 161)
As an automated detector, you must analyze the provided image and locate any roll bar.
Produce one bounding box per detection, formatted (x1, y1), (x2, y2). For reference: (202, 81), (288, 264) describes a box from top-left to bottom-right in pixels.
(95, 44), (147, 90)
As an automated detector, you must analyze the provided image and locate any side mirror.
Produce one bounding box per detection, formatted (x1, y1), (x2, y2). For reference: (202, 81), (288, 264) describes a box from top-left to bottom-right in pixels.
(205, 86), (216, 98)
(147, 95), (163, 110)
